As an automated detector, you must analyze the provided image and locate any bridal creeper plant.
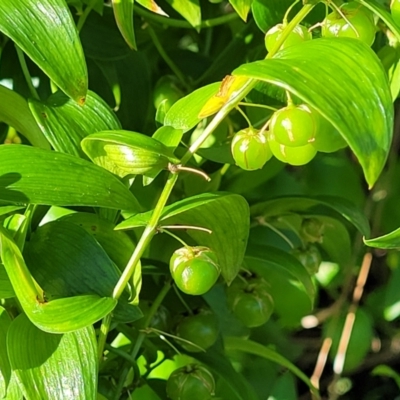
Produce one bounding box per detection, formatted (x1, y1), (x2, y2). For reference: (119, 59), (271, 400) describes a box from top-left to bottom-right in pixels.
(1, 0), (400, 399)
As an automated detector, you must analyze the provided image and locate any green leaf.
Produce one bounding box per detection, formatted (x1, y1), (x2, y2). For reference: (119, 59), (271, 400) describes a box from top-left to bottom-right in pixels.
(251, 0), (294, 32)
(0, 267), (14, 299)
(234, 38), (393, 188)
(0, 0), (88, 103)
(0, 86), (49, 149)
(24, 220), (140, 323)
(364, 227), (400, 249)
(371, 365), (400, 390)
(244, 252), (314, 325)
(59, 213), (135, 271)
(136, 0), (168, 16)
(0, 145), (139, 211)
(118, 192), (249, 283)
(251, 195), (370, 237)
(229, 0), (253, 21)
(0, 307), (11, 398)
(193, 349), (259, 400)
(0, 225), (117, 333)
(166, 0), (201, 29)
(29, 90), (121, 158)
(81, 130), (180, 178)
(7, 314), (97, 400)
(383, 265), (400, 321)
(357, 0), (400, 42)
(224, 336), (320, 398)
(112, 0), (137, 50)
(164, 83), (220, 132)
(152, 126), (184, 150)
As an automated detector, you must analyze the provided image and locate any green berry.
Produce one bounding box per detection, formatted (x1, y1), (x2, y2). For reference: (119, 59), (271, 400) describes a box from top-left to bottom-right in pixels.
(265, 24), (312, 52)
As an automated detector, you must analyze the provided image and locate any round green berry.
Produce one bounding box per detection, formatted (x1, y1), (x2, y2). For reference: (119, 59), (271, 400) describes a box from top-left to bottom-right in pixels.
(265, 24), (312, 52)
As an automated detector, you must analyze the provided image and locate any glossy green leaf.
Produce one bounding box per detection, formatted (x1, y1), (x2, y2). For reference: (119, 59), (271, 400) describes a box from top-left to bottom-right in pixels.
(0, 86), (49, 149)
(112, 0), (137, 50)
(251, 195), (370, 237)
(24, 220), (140, 323)
(4, 373), (22, 400)
(364, 227), (400, 249)
(0, 225), (117, 333)
(357, 0), (400, 42)
(224, 337), (320, 398)
(245, 251), (315, 325)
(166, 0), (201, 29)
(7, 314), (97, 400)
(251, 0), (294, 32)
(229, 0), (253, 21)
(59, 213), (135, 271)
(152, 126), (184, 150)
(0, 267), (14, 299)
(234, 38), (393, 188)
(164, 83), (220, 132)
(29, 91), (121, 158)
(118, 192), (249, 283)
(0, 307), (11, 398)
(193, 349), (259, 400)
(0, 145), (139, 211)
(81, 130), (179, 178)
(0, 0), (88, 103)
(136, 0), (168, 16)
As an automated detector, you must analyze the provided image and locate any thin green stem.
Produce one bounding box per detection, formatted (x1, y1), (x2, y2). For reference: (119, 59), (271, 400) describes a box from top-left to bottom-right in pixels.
(160, 228), (190, 248)
(238, 102), (278, 111)
(146, 24), (190, 91)
(236, 106), (253, 128)
(135, 6), (239, 29)
(283, 0), (301, 24)
(173, 285), (194, 315)
(15, 46), (39, 100)
(97, 313), (112, 364)
(76, 0), (97, 32)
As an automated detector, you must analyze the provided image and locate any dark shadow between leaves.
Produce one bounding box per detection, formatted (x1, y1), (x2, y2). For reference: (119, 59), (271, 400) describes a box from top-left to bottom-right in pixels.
(0, 173), (29, 204)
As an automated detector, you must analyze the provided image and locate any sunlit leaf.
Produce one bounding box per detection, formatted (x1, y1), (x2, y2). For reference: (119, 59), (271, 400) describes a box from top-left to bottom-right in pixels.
(0, 307), (11, 398)
(29, 90), (121, 158)
(229, 0), (253, 21)
(166, 0), (201, 29)
(112, 0), (137, 50)
(0, 145), (139, 211)
(234, 38), (393, 188)
(0, 86), (49, 149)
(0, 0), (87, 103)
(8, 314), (97, 400)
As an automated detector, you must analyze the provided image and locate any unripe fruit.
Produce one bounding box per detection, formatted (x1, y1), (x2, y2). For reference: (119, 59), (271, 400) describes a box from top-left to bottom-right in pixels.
(170, 247), (220, 296)
(270, 104), (318, 147)
(226, 276), (274, 328)
(265, 24), (312, 52)
(300, 218), (325, 243)
(175, 309), (219, 352)
(293, 245), (322, 275)
(231, 127), (272, 170)
(268, 130), (317, 166)
(166, 364), (215, 400)
(322, 2), (376, 46)
(153, 75), (184, 112)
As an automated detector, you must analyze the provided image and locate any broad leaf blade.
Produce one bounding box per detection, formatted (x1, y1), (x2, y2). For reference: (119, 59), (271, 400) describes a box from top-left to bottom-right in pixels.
(229, 0), (253, 21)
(234, 38), (393, 188)
(364, 227), (400, 249)
(112, 0), (137, 50)
(250, 195), (370, 237)
(29, 91), (121, 158)
(224, 337), (320, 398)
(0, 0), (88, 103)
(164, 83), (220, 132)
(0, 307), (11, 398)
(8, 314), (97, 400)
(136, 0), (168, 16)
(0, 224), (117, 333)
(0, 145), (139, 211)
(166, 0), (201, 29)
(0, 86), (49, 149)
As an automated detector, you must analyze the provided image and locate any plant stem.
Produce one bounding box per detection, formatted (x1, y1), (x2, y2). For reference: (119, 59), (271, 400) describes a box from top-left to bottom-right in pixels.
(15, 46), (39, 100)
(97, 313), (112, 364)
(76, 0), (97, 32)
(135, 6), (239, 29)
(146, 24), (190, 91)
